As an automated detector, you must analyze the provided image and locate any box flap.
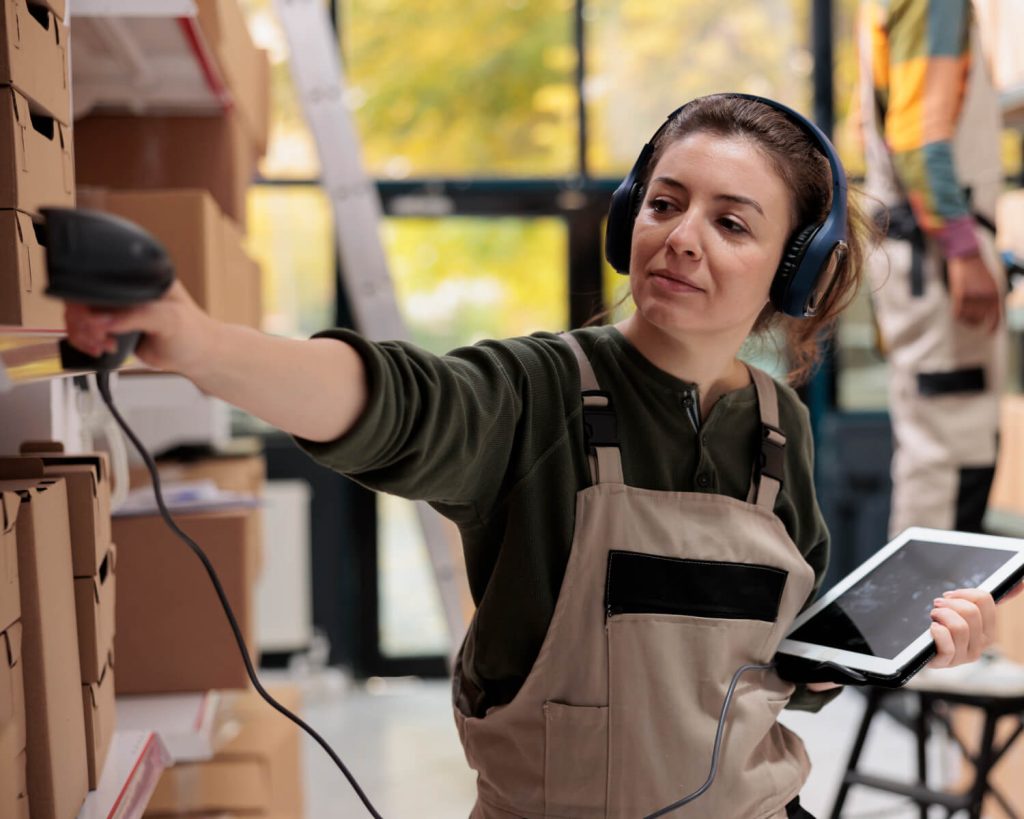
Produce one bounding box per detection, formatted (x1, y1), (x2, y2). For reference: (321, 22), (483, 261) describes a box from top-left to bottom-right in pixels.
(0, 458), (45, 481)
(19, 441), (65, 454)
(0, 477), (60, 496)
(2, 0), (71, 125)
(0, 490), (19, 534)
(0, 621), (21, 729)
(2, 620), (21, 669)
(83, 658), (113, 708)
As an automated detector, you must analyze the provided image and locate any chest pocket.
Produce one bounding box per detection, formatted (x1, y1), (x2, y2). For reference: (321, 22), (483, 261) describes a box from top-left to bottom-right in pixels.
(605, 549), (788, 621)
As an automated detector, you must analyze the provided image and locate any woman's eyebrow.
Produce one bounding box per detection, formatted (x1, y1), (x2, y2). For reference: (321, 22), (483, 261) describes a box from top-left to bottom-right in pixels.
(651, 176), (765, 218)
(716, 193), (765, 217)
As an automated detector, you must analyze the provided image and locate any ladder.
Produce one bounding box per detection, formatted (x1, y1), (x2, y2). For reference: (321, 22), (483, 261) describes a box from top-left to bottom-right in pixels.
(271, 0), (471, 658)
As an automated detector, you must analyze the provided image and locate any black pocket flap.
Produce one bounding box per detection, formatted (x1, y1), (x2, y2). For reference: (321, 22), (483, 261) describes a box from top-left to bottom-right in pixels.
(605, 550), (787, 622)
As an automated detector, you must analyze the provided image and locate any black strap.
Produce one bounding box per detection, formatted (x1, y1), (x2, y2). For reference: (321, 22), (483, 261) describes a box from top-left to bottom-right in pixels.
(581, 390), (619, 449)
(916, 366), (986, 396)
(759, 423), (786, 485)
(786, 796), (817, 819)
(875, 203), (925, 297)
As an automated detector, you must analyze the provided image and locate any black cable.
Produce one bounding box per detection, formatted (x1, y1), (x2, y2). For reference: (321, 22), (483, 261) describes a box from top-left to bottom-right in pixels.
(645, 662), (776, 819)
(95, 371), (384, 819)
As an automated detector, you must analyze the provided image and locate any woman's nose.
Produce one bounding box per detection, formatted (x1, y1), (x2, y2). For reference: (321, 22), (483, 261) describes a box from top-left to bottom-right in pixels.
(666, 213), (702, 259)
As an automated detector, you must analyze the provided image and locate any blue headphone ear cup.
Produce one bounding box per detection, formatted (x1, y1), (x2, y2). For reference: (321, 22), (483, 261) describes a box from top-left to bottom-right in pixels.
(771, 224), (819, 315)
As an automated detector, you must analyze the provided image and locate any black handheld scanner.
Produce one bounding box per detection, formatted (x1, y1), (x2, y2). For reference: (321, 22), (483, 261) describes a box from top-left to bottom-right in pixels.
(39, 208), (175, 371)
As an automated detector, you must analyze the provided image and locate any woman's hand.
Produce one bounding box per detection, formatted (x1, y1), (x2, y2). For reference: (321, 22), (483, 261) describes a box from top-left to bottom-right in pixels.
(804, 584), (1024, 692)
(67, 278), (367, 442)
(927, 586), (1018, 668)
(63, 280), (219, 378)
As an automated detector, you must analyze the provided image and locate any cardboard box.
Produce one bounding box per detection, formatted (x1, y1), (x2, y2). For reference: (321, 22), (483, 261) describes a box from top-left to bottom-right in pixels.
(220, 211), (262, 328)
(0, 444), (113, 577)
(0, 622), (25, 745)
(74, 110), (254, 228)
(0, 209), (64, 328)
(0, 0), (70, 124)
(195, 0), (270, 153)
(112, 507), (262, 694)
(131, 454), (266, 497)
(145, 686), (303, 816)
(0, 86), (73, 213)
(76, 188), (255, 327)
(73, 544), (115, 684)
(0, 621), (27, 819)
(0, 477), (88, 819)
(81, 657), (115, 790)
(0, 748), (27, 819)
(37, 1), (65, 21)
(0, 491), (19, 632)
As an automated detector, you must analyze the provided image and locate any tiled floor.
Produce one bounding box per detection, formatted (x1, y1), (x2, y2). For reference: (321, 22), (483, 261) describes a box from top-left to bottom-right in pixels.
(280, 668), (969, 819)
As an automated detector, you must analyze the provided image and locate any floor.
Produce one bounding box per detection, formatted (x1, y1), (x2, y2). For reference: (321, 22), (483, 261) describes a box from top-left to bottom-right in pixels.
(278, 667), (972, 819)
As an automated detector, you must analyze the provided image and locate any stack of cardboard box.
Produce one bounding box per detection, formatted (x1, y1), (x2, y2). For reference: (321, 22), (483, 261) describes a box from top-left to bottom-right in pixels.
(0, 0), (73, 329)
(0, 442), (118, 796)
(113, 453), (308, 816)
(74, 0), (269, 330)
(0, 490), (28, 819)
(0, 477), (89, 819)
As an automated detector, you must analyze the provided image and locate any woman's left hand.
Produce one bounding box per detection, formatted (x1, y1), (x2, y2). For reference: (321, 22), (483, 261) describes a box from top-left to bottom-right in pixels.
(928, 587), (1000, 668)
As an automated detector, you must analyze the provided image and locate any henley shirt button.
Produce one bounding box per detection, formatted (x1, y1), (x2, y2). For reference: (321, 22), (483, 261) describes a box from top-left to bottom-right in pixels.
(697, 473), (710, 488)
(682, 395), (693, 408)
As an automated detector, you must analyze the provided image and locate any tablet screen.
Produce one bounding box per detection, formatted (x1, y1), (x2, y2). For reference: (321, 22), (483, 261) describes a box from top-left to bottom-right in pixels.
(788, 539), (1010, 659)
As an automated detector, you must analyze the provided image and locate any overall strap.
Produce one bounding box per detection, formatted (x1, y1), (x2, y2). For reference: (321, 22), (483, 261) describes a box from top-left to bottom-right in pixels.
(559, 333), (624, 485)
(745, 366), (786, 511)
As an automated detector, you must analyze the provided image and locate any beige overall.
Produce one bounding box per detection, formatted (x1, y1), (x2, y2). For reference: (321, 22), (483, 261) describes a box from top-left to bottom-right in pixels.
(453, 335), (816, 819)
(860, 21), (1007, 536)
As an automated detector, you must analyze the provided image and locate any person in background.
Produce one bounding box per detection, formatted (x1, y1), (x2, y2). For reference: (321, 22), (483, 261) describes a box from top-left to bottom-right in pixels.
(64, 93), (1004, 819)
(857, 0), (1007, 537)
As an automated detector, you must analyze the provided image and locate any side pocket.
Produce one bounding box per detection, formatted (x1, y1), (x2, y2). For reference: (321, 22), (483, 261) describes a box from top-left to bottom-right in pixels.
(543, 701), (608, 818)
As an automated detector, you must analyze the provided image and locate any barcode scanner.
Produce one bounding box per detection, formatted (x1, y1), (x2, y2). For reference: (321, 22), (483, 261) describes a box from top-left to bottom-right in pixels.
(40, 207), (174, 371)
(38, 208), (384, 818)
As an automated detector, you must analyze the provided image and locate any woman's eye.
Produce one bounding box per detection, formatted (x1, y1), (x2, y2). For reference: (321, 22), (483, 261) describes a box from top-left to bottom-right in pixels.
(649, 198), (673, 214)
(719, 218), (748, 235)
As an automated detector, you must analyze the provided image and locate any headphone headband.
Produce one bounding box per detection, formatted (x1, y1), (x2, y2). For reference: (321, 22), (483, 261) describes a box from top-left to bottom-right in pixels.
(604, 93), (849, 318)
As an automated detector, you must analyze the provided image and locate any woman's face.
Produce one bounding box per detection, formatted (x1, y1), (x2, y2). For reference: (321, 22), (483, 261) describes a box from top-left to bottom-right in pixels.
(628, 131), (796, 341)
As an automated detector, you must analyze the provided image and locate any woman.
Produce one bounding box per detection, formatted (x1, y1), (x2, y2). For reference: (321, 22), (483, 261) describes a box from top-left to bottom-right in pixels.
(65, 93), (1001, 819)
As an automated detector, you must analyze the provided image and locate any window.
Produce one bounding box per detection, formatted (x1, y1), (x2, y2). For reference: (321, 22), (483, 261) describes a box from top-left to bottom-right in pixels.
(339, 0), (577, 178)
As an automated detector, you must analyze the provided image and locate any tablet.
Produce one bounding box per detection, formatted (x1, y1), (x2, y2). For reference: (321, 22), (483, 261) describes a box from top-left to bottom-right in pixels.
(774, 527), (1024, 688)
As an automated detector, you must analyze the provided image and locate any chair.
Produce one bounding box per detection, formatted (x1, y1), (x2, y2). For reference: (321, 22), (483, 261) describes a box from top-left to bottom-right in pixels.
(829, 653), (1024, 818)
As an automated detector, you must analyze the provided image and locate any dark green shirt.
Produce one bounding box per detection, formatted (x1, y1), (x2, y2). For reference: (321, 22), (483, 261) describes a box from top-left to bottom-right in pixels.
(298, 325), (837, 713)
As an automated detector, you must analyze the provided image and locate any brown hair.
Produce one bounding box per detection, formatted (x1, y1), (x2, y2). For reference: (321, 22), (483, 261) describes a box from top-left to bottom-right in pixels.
(633, 93), (875, 385)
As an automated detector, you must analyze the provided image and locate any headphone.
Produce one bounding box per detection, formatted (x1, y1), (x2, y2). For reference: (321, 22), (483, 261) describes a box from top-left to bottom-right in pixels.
(604, 93), (849, 318)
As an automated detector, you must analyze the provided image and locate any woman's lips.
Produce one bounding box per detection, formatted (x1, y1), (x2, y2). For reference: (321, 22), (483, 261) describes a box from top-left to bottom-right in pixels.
(650, 270), (704, 294)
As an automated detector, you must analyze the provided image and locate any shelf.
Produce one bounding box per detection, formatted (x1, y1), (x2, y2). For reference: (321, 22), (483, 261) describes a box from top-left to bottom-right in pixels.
(0, 327), (143, 393)
(67, 0), (231, 119)
(116, 691), (220, 763)
(71, 0), (197, 14)
(76, 730), (172, 819)
(0, 328), (67, 392)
